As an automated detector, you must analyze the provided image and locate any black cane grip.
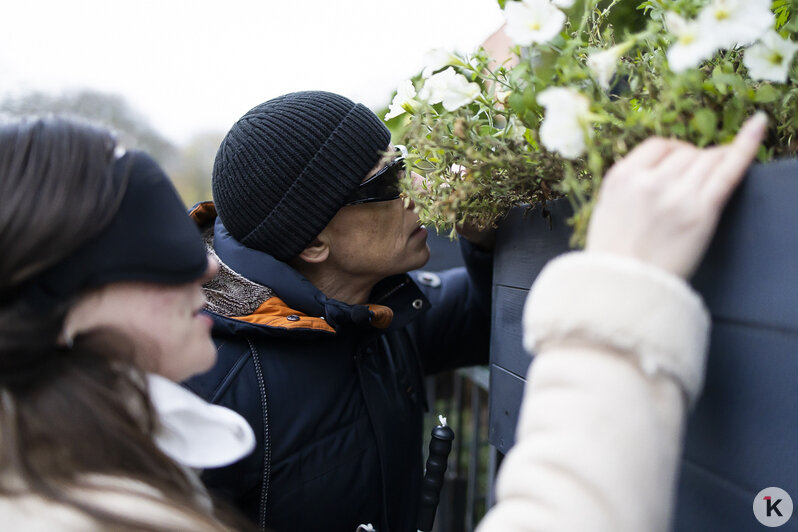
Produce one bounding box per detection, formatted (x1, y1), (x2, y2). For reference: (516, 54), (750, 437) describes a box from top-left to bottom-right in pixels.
(417, 423), (454, 532)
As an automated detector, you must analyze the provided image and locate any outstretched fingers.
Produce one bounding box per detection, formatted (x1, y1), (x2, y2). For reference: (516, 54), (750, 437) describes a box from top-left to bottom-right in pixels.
(605, 138), (688, 181)
(701, 113), (768, 207)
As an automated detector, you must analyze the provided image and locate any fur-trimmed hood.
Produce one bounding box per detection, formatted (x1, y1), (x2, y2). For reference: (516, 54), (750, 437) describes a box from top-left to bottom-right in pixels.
(188, 202), (414, 335)
(191, 201), (291, 320)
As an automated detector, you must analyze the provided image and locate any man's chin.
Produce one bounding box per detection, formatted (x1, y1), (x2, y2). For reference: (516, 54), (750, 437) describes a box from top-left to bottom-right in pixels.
(392, 243), (430, 277)
(411, 244), (431, 271)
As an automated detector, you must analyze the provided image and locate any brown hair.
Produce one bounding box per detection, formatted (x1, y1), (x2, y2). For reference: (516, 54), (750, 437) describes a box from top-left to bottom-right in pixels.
(0, 116), (250, 531)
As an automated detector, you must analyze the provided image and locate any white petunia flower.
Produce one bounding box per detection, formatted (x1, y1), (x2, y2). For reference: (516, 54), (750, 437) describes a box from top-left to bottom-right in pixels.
(418, 67), (481, 111)
(743, 31), (798, 82)
(503, 116), (528, 142)
(503, 0), (566, 46)
(697, 0), (774, 49)
(422, 48), (459, 78)
(418, 68), (450, 104)
(537, 87), (591, 159)
(385, 80), (417, 120)
(439, 75), (481, 112)
(665, 12), (720, 73)
(551, 0), (575, 8)
(450, 163), (468, 177)
(586, 44), (628, 89)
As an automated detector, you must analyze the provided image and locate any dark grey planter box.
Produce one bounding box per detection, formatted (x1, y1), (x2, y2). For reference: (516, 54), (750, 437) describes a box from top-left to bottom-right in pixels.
(488, 158), (798, 530)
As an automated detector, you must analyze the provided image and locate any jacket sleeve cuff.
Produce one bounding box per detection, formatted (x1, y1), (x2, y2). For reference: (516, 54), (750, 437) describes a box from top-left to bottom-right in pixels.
(522, 251), (710, 407)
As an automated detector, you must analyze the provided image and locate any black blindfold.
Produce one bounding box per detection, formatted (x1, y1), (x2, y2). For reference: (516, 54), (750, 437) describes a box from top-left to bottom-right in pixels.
(13, 150), (208, 310)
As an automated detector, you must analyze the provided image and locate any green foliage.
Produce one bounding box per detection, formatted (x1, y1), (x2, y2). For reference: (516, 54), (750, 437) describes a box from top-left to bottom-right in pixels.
(773, 0), (797, 29)
(396, 0), (798, 246)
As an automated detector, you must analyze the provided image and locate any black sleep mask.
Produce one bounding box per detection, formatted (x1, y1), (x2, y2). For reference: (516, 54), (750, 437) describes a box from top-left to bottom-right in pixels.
(15, 150), (208, 310)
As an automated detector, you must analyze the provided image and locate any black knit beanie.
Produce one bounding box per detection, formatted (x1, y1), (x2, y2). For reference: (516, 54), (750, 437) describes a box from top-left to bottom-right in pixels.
(212, 91), (392, 262)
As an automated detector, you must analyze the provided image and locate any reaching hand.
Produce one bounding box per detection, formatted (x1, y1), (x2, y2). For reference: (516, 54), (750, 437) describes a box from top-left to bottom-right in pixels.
(586, 113), (768, 278)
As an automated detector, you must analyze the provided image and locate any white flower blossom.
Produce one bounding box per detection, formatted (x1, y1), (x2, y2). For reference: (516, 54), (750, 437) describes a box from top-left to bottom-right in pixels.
(697, 0), (774, 49)
(665, 12), (720, 73)
(418, 68), (451, 104)
(450, 163), (468, 177)
(439, 76), (481, 112)
(743, 31), (798, 82)
(666, 0), (773, 72)
(537, 87), (591, 159)
(385, 80), (417, 120)
(503, 116), (528, 142)
(503, 0), (566, 46)
(586, 45), (626, 89)
(422, 48), (459, 78)
(418, 67), (481, 111)
(551, 0), (575, 8)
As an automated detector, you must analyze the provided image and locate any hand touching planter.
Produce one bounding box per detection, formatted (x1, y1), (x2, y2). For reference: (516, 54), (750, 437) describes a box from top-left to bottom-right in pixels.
(479, 114), (769, 532)
(586, 113), (768, 278)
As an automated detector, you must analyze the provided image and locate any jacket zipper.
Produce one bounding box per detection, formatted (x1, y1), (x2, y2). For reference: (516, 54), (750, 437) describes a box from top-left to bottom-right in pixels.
(354, 347), (391, 531)
(245, 336), (271, 531)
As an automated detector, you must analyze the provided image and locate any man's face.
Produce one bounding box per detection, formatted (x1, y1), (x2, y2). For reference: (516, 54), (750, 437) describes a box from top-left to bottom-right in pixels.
(320, 146), (430, 281)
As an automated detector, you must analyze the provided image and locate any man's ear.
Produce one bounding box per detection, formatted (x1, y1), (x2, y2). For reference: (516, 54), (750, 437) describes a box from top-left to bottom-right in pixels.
(297, 237), (330, 264)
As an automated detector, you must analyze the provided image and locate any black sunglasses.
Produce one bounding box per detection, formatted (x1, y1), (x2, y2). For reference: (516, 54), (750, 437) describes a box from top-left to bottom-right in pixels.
(342, 145), (408, 206)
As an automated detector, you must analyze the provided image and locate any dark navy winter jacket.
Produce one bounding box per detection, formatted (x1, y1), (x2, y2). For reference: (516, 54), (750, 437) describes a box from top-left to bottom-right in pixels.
(184, 204), (491, 532)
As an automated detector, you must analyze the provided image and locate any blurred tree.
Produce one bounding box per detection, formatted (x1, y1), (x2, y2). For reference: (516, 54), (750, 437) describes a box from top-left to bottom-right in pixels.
(0, 89), (222, 207)
(0, 89), (177, 164)
(167, 131), (222, 206)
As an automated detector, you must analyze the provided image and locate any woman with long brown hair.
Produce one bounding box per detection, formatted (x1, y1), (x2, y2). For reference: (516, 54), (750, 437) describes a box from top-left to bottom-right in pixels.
(0, 115), (255, 531)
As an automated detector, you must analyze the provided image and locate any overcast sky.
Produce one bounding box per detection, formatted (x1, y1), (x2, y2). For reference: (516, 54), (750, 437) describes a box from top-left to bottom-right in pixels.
(0, 0), (505, 144)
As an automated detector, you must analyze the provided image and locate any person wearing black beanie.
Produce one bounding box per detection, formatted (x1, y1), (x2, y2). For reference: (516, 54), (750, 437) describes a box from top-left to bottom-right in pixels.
(184, 91), (494, 532)
(212, 91), (394, 262)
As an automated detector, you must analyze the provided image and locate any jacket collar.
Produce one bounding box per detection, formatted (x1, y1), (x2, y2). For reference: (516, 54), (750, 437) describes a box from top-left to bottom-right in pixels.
(213, 218), (429, 333)
(214, 218), (323, 317)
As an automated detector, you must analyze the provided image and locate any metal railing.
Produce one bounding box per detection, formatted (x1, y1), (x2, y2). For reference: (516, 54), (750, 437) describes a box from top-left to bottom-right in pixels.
(424, 367), (498, 532)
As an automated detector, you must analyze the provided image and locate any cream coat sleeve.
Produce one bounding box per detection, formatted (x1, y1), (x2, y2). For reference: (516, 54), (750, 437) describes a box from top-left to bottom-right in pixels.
(478, 252), (710, 532)
(0, 476), (226, 532)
